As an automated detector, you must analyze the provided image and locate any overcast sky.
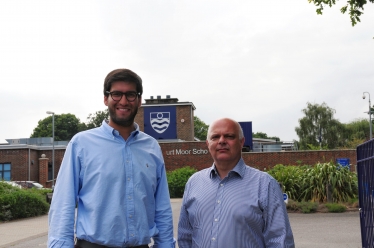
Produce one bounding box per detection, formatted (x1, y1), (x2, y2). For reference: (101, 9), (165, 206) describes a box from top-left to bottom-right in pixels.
(1, 0), (373, 142)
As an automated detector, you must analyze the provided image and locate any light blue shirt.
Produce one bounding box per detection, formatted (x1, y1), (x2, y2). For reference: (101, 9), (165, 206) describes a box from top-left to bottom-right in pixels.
(178, 158), (294, 248)
(48, 121), (175, 248)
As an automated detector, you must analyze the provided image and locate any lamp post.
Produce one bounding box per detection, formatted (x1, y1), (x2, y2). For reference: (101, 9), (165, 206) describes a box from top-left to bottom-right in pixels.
(362, 92), (372, 140)
(46, 111), (55, 188)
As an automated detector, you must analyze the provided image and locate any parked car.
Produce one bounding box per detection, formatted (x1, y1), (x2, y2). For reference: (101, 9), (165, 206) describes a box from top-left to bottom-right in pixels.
(14, 181), (44, 189)
(0, 181), (22, 189)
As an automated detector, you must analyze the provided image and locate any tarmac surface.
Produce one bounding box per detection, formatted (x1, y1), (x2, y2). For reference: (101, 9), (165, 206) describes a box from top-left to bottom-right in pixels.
(0, 198), (362, 248)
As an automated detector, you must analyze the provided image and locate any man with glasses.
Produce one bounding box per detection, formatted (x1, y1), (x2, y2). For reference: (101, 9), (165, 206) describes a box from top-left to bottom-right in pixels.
(48, 69), (175, 248)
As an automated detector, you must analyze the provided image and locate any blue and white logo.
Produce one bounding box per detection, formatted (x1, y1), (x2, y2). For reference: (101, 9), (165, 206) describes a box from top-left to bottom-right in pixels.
(150, 112), (170, 134)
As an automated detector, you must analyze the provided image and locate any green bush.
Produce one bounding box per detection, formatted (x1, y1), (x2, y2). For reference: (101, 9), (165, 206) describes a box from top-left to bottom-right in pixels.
(285, 199), (318, 213)
(325, 203), (346, 213)
(268, 162), (358, 203)
(298, 201), (318, 213)
(167, 166), (197, 198)
(0, 182), (49, 221)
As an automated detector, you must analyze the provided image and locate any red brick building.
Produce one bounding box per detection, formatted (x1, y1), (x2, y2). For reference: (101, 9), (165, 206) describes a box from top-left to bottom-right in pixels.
(0, 96), (357, 188)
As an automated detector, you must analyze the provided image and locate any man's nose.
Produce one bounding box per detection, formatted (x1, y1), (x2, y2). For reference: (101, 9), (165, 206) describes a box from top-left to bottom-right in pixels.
(119, 94), (129, 104)
(218, 136), (226, 144)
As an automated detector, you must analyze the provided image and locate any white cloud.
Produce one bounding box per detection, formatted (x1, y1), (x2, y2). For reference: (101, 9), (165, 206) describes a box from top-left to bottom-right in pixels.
(1, 0), (373, 141)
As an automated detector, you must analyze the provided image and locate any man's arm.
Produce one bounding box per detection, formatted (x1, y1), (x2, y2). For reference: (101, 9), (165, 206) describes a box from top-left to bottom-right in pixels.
(177, 182), (192, 248)
(48, 141), (81, 248)
(152, 156), (175, 248)
(263, 178), (295, 248)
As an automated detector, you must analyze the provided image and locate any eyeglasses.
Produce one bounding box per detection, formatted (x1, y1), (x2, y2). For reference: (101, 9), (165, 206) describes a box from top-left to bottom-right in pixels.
(106, 91), (140, 102)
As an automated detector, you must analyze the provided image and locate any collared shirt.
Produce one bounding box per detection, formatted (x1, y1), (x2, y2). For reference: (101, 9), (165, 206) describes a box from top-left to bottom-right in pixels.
(178, 158), (295, 248)
(48, 121), (175, 248)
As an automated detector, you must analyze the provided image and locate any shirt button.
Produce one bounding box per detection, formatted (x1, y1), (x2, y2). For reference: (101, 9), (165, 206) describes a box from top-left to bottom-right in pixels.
(128, 196), (132, 200)
(129, 215), (132, 218)
(217, 200), (221, 204)
(220, 184), (224, 187)
(212, 237), (216, 241)
(215, 218), (218, 222)
(131, 234), (134, 237)
(127, 178), (131, 181)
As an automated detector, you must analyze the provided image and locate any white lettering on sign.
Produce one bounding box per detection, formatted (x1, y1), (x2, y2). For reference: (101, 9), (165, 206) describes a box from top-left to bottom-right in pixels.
(165, 148), (209, 156)
(176, 149), (191, 155)
(193, 148), (208, 155)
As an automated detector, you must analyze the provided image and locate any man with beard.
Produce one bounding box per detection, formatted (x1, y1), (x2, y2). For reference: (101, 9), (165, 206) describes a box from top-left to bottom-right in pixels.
(178, 118), (294, 248)
(48, 69), (175, 248)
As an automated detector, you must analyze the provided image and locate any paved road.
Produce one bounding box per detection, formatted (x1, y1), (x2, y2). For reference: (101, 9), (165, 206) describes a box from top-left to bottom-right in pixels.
(0, 199), (362, 248)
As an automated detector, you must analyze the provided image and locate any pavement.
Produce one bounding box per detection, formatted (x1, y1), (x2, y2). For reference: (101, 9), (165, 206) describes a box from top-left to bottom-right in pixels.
(0, 199), (363, 248)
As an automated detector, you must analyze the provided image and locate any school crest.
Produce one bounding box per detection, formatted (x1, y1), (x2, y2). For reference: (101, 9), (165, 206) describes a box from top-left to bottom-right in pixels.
(150, 112), (170, 134)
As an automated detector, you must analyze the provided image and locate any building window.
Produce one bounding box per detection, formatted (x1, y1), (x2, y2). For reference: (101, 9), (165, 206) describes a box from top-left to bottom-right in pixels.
(0, 163), (11, 181)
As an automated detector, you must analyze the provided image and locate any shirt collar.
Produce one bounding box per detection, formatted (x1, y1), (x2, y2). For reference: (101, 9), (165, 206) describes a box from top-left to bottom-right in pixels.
(100, 120), (140, 138)
(209, 158), (246, 179)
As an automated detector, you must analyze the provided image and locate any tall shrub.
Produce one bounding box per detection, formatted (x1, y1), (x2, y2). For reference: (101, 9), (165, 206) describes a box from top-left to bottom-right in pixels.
(0, 182), (49, 221)
(167, 166), (197, 198)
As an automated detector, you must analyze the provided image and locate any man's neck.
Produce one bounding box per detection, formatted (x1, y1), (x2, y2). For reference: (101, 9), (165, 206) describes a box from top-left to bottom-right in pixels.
(214, 160), (239, 179)
(108, 120), (135, 140)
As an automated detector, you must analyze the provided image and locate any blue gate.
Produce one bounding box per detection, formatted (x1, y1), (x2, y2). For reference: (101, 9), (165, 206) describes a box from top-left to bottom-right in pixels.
(357, 139), (374, 247)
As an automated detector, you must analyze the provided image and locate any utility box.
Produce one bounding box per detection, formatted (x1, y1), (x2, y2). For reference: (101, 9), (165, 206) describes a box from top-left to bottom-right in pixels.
(238, 122), (253, 152)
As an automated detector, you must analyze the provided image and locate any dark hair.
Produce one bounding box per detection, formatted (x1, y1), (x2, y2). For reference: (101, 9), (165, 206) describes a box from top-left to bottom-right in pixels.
(103, 69), (143, 96)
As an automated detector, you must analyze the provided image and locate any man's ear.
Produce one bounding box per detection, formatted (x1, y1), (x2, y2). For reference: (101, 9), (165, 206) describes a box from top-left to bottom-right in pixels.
(104, 95), (108, 106)
(138, 96), (142, 108)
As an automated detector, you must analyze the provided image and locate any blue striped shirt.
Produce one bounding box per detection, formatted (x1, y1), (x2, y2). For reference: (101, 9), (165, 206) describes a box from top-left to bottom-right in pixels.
(178, 158), (294, 248)
(48, 121), (175, 248)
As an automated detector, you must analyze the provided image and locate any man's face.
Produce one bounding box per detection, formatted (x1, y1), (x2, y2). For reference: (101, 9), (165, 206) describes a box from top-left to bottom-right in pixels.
(206, 119), (245, 166)
(104, 81), (141, 128)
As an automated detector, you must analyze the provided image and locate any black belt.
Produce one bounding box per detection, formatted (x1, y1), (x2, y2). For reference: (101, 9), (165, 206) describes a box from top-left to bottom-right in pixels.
(75, 239), (149, 248)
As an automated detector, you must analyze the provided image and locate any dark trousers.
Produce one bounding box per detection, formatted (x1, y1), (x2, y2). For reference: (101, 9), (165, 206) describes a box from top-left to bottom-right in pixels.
(75, 239), (149, 248)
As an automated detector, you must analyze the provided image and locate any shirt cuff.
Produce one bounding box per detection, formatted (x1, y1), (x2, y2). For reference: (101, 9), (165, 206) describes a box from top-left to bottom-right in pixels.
(151, 238), (176, 248)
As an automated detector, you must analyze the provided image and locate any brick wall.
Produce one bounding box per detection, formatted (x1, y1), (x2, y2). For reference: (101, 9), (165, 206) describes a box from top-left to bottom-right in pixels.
(135, 106), (144, 130)
(160, 141), (357, 172)
(0, 144), (357, 188)
(0, 148), (65, 187)
(176, 106), (194, 141)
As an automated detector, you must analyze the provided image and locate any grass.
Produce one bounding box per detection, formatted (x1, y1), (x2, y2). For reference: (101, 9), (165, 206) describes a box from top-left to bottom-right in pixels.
(286, 199), (359, 213)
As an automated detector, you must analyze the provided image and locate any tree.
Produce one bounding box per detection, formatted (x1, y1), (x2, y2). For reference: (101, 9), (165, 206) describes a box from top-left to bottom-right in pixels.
(30, 113), (84, 141)
(295, 102), (344, 150)
(308, 0), (374, 26)
(86, 109), (109, 129)
(253, 132), (280, 141)
(194, 116), (209, 140)
(338, 118), (370, 148)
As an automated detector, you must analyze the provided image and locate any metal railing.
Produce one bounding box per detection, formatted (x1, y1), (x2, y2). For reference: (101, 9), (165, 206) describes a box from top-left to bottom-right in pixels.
(357, 139), (374, 247)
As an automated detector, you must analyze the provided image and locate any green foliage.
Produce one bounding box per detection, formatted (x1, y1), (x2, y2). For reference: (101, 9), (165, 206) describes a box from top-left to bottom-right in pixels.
(267, 164), (309, 201)
(253, 132), (280, 141)
(86, 109), (109, 129)
(325, 203), (346, 213)
(306, 144), (329, 150)
(194, 116), (209, 141)
(286, 200), (318, 213)
(30, 113), (84, 141)
(167, 166), (197, 198)
(298, 201), (318, 213)
(339, 118), (370, 148)
(0, 183), (49, 221)
(308, 0), (374, 26)
(295, 102), (344, 150)
(268, 162), (358, 203)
